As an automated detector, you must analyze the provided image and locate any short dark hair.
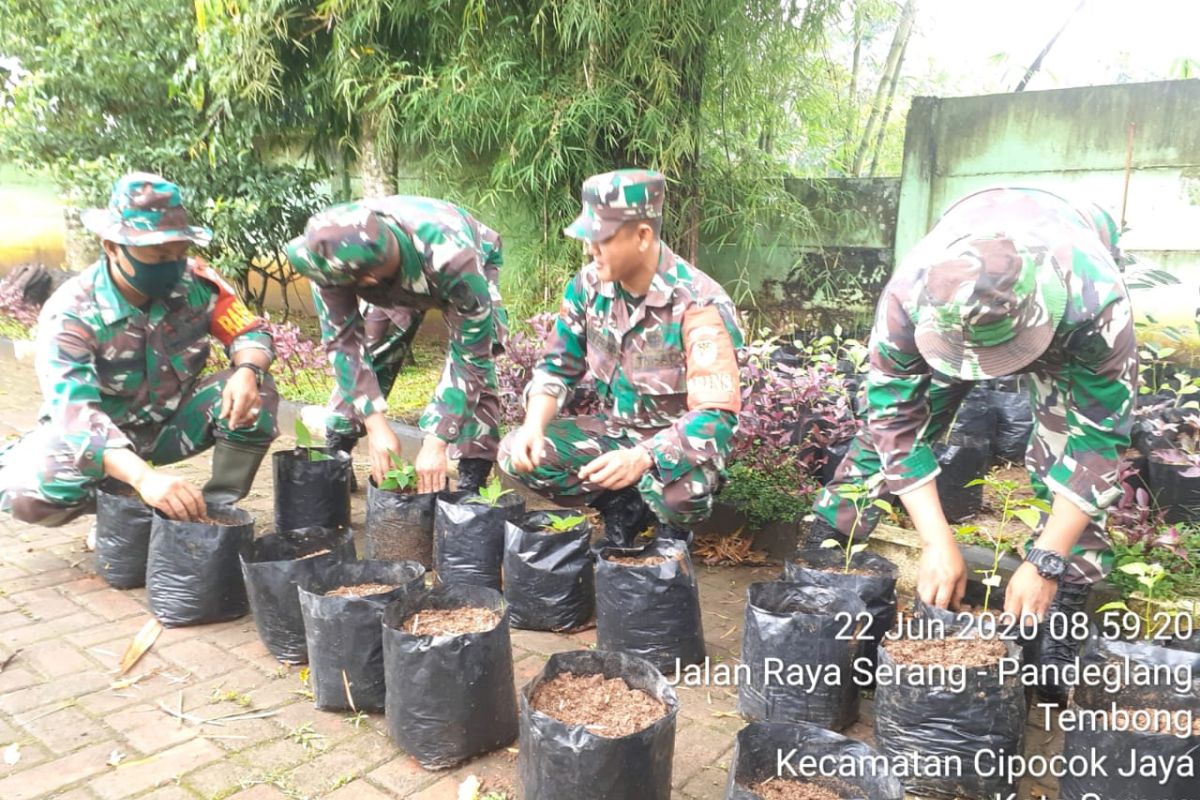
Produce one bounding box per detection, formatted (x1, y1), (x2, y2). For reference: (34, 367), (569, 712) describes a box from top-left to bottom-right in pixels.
(620, 217), (662, 238)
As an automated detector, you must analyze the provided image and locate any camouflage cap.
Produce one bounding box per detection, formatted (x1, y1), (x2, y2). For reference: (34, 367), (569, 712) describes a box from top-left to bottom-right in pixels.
(81, 171), (212, 247)
(564, 168), (666, 243)
(913, 237), (1068, 381)
(285, 202), (396, 287)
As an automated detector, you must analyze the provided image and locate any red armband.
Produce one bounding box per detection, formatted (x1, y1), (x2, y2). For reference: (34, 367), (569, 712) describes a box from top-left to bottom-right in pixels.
(193, 262), (264, 347)
(682, 305), (742, 413)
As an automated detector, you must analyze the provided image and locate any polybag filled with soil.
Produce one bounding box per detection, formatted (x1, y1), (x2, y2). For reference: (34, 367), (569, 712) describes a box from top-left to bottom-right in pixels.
(724, 720), (905, 800)
(873, 627), (1027, 799)
(595, 538), (705, 672)
(272, 448), (351, 533)
(738, 582), (867, 730)
(987, 387), (1034, 464)
(433, 489), (526, 590)
(95, 479), (154, 589)
(382, 584), (518, 769)
(933, 443), (991, 523)
(1059, 630), (1200, 800)
(503, 510), (594, 631)
(519, 649), (680, 800)
(1148, 453), (1200, 524)
(146, 504), (254, 627)
(783, 548), (897, 672)
(239, 527), (355, 664)
(298, 560), (425, 711)
(365, 478), (439, 568)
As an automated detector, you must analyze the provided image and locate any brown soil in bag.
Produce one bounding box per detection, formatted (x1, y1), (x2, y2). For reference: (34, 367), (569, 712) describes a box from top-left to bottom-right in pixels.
(885, 635), (1006, 669)
(401, 606), (500, 636)
(324, 583), (398, 598)
(530, 672), (667, 737)
(747, 778), (850, 800)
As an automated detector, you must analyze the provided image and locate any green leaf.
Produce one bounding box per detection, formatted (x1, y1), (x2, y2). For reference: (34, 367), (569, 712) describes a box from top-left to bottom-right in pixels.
(1119, 563), (1149, 577)
(820, 538), (841, 549)
(871, 499), (893, 513)
(850, 543), (869, 555)
(981, 575), (1002, 588)
(1012, 508), (1043, 531)
(294, 418), (315, 449)
(1096, 601), (1130, 614)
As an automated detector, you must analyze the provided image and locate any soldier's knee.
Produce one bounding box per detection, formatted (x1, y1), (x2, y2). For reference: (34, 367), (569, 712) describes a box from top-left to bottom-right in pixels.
(649, 475), (717, 528)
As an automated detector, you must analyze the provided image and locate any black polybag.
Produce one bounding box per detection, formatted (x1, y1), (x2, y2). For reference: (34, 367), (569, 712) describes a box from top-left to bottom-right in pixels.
(297, 560), (426, 711)
(821, 437), (853, 485)
(595, 538), (705, 672)
(873, 628), (1027, 799)
(433, 490), (526, 590)
(365, 479), (438, 567)
(382, 584), (518, 769)
(1060, 632), (1200, 800)
(933, 443), (991, 523)
(519, 649), (679, 800)
(502, 511), (594, 631)
(738, 582), (867, 730)
(783, 548), (898, 671)
(1148, 454), (1200, 524)
(987, 388), (1034, 464)
(239, 527), (356, 664)
(146, 504), (254, 627)
(95, 480), (153, 589)
(272, 448), (351, 533)
(724, 720), (905, 800)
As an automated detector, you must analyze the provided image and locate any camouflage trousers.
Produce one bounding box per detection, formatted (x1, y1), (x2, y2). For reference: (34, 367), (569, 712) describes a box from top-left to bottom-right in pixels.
(497, 415), (722, 528)
(325, 304), (500, 460)
(813, 373), (1112, 586)
(0, 369), (279, 527)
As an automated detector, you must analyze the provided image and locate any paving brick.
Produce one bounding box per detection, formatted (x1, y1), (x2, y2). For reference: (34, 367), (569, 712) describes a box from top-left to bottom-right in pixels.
(1, 610), (105, 650)
(1, 567), (85, 594)
(103, 702), (200, 755)
(671, 722), (736, 788)
(0, 666), (39, 694)
(79, 588), (150, 622)
(65, 615), (155, 649)
(57, 575), (112, 596)
(17, 704), (108, 755)
(240, 735), (319, 773)
(512, 629), (583, 658)
(184, 757), (259, 799)
(365, 754), (441, 796)
(225, 784), (289, 799)
(0, 740), (118, 800)
(23, 639), (102, 679)
(136, 787), (196, 800)
(0, 670), (111, 715)
(0, 738), (54, 774)
(89, 737), (224, 800)
(326, 779), (396, 800)
(158, 639), (244, 681)
(287, 735), (396, 795)
(9, 586), (82, 621)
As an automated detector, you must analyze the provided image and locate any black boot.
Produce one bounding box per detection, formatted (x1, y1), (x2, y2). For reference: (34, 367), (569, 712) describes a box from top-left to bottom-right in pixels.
(456, 458), (494, 494)
(1025, 581), (1092, 707)
(203, 440), (270, 505)
(803, 515), (847, 550)
(590, 486), (654, 552)
(325, 432), (360, 492)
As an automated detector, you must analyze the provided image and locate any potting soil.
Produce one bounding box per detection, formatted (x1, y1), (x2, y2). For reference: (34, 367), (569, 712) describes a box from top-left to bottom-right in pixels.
(402, 606), (500, 636)
(607, 553), (672, 566)
(884, 635), (1006, 669)
(365, 482), (437, 566)
(324, 582), (399, 597)
(530, 671), (667, 738)
(747, 780), (849, 800)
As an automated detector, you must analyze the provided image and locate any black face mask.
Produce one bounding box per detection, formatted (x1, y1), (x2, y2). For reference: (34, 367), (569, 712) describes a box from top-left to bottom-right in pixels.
(115, 245), (188, 300)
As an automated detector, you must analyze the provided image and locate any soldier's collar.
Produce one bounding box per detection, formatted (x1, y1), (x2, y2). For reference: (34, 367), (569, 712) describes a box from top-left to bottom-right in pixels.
(95, 255), (141, 325)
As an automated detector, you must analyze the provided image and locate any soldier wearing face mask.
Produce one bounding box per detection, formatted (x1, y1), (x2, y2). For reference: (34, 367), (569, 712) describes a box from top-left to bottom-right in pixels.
(0, 172), (279, 526)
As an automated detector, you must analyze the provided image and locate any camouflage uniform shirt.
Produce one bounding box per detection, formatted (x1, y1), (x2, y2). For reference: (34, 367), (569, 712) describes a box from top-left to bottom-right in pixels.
(868, 187), (1136, 516)
(527, 244), (745, 483)
(36, 256), (274, 477)
(309, 196), (505, 443)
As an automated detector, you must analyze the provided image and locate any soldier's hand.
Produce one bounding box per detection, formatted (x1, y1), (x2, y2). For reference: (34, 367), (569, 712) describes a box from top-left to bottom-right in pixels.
(415, 436), (449, 494)
(916, 538), (968, 610)
(508, 425), (546, 473)
(220, 369), (261, 430)
(1003, 562), (1058, 623)
(134, 469), (206, 521)
(579, 446), (652, 490)
(366, 423), (404, 487)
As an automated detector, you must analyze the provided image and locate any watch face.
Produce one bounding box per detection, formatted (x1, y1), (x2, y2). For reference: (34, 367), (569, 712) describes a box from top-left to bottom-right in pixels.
(1037, 551), (1067, 576)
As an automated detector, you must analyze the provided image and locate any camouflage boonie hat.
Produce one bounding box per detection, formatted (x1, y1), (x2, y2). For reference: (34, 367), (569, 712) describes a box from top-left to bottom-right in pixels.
(285, 202), (396, 287)
(914, 237), (1068, 381)
(564, 168), (666, 243)
(81, 171), (212, 247)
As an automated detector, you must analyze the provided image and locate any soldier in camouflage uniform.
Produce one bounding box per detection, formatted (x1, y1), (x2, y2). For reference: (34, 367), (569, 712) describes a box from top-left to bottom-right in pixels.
(501, 169), (744, 548)
(0, 172), (279, 526)
(811, 186), (1136, 703)
(285, 197), (506, 493)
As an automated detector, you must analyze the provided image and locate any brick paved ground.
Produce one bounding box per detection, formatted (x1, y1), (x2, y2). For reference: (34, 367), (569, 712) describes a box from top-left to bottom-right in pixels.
(0, 358), (1059, 799)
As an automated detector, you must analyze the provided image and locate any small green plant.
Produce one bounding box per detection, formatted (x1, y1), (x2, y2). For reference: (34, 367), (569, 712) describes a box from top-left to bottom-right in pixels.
(293, 667), (315, 701)
(1099, 561), (1174, 640)
(344, 710), (369, 729)
(823, 483), (891, 574)
(294, 419), (332, 462)
(960, 474), (1049, 610)
(465, 476), (513, 507)
(208, 687), (252, 708)
(287, 722), (325, 751)
(378, 453), (418, 492)
(541, 513), (587, 533)
(721, 460), (814, 529)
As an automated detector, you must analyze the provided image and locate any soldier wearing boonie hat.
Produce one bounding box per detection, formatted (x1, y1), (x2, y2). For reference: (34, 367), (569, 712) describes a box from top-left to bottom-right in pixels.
(808, 186), (1137, 706)
(0, 171), (279, 529)
(285, 196), (507, 496)
(500, 169), (745, 550)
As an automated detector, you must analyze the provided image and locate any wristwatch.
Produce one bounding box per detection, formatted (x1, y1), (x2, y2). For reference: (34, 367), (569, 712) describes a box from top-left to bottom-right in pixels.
(1025, 548), (1068, 581)
(234, 362), (266, 387)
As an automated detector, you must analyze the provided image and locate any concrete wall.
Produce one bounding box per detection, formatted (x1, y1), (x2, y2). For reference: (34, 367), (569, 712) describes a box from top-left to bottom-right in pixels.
(897, 79), (1200, 346)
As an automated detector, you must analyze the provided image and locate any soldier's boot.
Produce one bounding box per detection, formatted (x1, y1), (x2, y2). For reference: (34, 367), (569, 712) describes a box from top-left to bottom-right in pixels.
(590, 486), (655, 553)
(325, 433), (360, 492)
(203, 439), (270, 505)
(456, 458), (495, 494)
(1025, 581), (1091, 707)
(655, 521), (694, 548)
(803, 515), (847, 550)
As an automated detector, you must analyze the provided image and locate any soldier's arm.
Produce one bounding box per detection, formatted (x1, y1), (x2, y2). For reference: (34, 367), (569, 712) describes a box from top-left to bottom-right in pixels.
(313, 283), (388, 418)
(1046, 295), (1137, 517)
(642, 300), (744, 484)
(34, 310), (133, 480)
(419, 249), (499, 443)
(193, 261), (274, 366)
(525, 272), (589, 412)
